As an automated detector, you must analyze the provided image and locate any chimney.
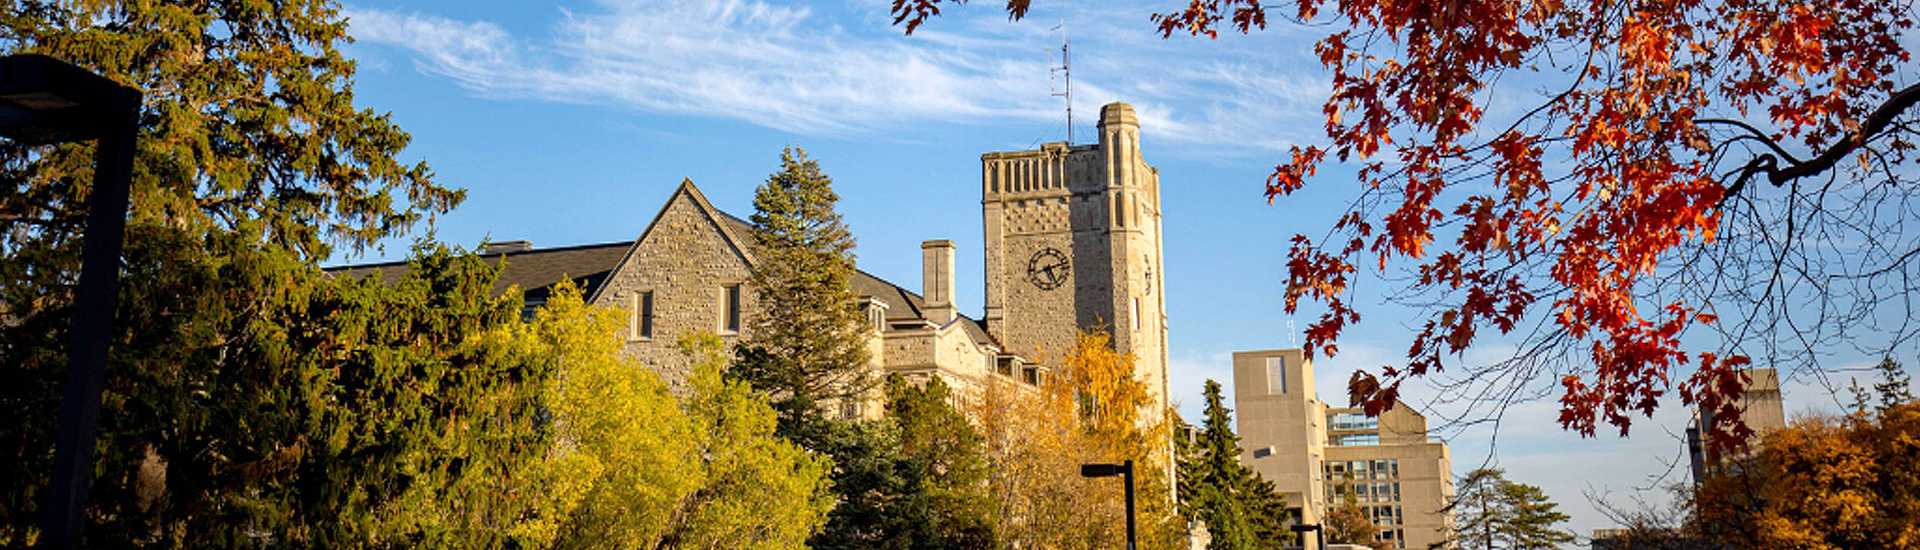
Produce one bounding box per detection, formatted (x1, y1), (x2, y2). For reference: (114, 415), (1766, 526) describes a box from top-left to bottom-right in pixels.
(921, 240), (956, 324)
(481, 240), (533, 255)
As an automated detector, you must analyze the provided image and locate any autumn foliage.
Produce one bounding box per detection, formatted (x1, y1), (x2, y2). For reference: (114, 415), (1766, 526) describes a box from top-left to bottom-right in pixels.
(971, 330), (1181, 549)
(1694, 402), (1920, 548)
(893, 0), (1920, 451)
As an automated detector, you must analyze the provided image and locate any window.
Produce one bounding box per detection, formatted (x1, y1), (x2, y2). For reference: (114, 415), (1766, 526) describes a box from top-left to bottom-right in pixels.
(1374, 482), (1391, 502)
(1023, 367), (1040, 386)
(996, 357), (1014, 377)
(630, 291), (654, 340)
(1334, 434), (1380, 446)
(1252, 446), (1274, 459)
(721, 284), (742, 333)
(1374, 459), (1392, 479)
(1332, 412), (1378, 430)
(864, 300), (886, 332)
(1266, 356), (1286, 394)
(840, 400), (862, 420)
(1132, 297), (1141, 330)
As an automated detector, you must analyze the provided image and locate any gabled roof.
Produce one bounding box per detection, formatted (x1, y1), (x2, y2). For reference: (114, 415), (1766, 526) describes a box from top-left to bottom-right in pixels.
(326, 179), (1000, 349)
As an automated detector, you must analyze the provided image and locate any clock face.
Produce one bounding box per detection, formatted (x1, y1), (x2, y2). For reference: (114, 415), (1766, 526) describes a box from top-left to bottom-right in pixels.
(1026, 247), (1071, 290)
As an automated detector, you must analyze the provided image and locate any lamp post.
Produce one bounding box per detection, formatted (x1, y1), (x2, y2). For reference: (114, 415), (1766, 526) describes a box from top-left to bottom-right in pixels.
(0, 53), (142, 549)
(1080, 460), (1136, 550)
(1291, 523), (1325, 550)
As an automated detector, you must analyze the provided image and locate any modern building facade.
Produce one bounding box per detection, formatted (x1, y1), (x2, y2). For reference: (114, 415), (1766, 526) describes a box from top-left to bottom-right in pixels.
(1684, 367), (1786, 483)
(1233, 349), (1454, 550)
(332, 102), (1170, 417)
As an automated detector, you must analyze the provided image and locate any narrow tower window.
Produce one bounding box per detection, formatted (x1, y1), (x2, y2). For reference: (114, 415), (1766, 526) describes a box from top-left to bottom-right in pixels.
(631, 291), (655, 340)
(1266, 356), (1287, 394)
(722, 284), (741, 333)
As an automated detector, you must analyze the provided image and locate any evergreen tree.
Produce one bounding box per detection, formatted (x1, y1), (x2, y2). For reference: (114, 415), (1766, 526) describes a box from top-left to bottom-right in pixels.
(1447, 468), (1573, 550)
(2, 2), (490, 544)
(2, 240), (556, 546)
(1177, 380), (1294, 549)
(730, 147), (873, 443)
(1870, 356), (1915, 412)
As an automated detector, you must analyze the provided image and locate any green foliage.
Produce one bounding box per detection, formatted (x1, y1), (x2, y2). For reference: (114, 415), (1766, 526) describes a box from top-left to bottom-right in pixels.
(810, 375), (997, 549)
(0, 0), (459, 263)
(1, 238), (552, 547)
(730, 147), (872, 438)
(1871, 356), (1915, 412)
(2, 2), (472, 544)
(1177, 380), (1293, 549)
(1448, 468), (1573, 550)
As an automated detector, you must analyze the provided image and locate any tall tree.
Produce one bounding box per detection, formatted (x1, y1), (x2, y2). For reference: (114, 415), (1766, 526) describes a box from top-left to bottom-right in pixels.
(730, 147), (872, 443)
(971, 330), (1182, 550)
(1694, 401), (1920, 548)
(1178, 379), (1293, 549)
(892, 0), (1920, 450)
(1447, 468), (1574, 550)
(2, 1), (474, 544)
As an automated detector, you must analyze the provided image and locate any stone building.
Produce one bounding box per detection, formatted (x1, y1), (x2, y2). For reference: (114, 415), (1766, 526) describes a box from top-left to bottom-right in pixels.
(1232, 349), (1455, 550)
(332, 102), (1170, 416)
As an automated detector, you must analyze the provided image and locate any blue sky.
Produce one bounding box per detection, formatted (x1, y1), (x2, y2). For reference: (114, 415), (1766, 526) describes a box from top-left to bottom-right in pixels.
(336, 0), (1915, 540)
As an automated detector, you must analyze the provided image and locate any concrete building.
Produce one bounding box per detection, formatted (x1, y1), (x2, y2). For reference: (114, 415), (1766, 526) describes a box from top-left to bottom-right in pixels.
(1684, 367), (1786, 483)
(332, 102), (1169, 417)
(1234, 349), (1454, 550)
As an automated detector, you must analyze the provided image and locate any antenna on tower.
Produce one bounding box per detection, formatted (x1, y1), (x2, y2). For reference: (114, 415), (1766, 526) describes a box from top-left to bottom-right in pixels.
(1048, 21), (1073, 144)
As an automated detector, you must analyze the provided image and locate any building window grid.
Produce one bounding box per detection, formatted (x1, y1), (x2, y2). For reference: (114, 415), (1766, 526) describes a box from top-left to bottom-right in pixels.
(1332, 412), (1378, 431)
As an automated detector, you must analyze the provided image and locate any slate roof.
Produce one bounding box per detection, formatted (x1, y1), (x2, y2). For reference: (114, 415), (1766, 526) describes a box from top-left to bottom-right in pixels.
(327, 241), (630, 304)
(327, 203), (998, 349)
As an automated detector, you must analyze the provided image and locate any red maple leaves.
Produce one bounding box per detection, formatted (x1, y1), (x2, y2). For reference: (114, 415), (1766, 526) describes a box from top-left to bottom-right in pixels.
(1162, 0), (1912, 452)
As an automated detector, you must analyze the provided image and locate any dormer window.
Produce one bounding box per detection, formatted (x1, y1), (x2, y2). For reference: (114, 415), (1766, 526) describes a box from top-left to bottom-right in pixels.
(862, 298), (889, 333)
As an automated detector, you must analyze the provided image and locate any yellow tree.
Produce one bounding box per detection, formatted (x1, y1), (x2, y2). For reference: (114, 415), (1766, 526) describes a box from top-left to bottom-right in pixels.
(510, 283), (833, 549)
(973, 330), (1180, 549)
(1694, 401), (1920, 548)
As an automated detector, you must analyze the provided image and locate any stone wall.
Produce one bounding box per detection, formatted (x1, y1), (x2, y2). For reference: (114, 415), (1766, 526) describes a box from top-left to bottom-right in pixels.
(594, 186), (756, 393)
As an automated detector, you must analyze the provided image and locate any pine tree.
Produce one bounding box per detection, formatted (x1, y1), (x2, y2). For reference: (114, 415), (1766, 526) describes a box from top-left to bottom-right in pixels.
(1870, 356), (1915, 412)
(730, 147), (873, 443)
(1447, 468), (1573, 550)
(1178, 379), (1294, 549)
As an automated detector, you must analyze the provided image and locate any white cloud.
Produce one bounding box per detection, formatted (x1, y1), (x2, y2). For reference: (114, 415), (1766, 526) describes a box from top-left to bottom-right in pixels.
(345, 0), (1330, 152)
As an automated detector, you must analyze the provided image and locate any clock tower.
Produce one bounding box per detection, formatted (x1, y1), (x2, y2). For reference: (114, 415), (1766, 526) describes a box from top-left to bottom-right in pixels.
(981, 102), (1168, 411)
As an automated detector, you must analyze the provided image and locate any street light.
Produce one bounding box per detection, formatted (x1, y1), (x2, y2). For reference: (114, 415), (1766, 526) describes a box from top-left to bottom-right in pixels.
(1291, 522), (1326, 550)
(1080, 460), (1137, 550)
(0, 53), (142, 549)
